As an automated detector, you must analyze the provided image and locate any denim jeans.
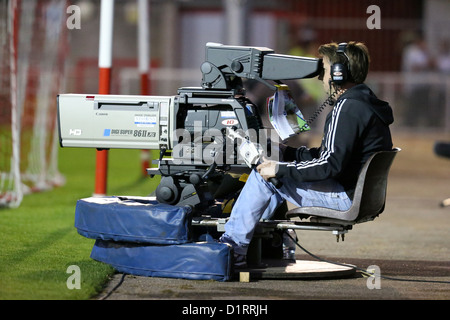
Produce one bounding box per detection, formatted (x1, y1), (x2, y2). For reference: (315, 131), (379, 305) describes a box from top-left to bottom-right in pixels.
(222, 169), (352, 255)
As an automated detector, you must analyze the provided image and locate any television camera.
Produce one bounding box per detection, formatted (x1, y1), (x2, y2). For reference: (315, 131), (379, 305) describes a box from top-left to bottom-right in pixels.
(58, 43), (322, 214)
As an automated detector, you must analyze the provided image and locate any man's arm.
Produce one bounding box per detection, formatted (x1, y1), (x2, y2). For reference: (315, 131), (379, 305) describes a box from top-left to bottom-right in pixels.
(282, 145), (320, 162)
(275, 99), (360, 182)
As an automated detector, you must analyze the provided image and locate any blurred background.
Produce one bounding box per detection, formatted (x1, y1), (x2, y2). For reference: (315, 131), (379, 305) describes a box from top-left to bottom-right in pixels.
(65, 0), (450, 130)
(1, 0), (450, 207)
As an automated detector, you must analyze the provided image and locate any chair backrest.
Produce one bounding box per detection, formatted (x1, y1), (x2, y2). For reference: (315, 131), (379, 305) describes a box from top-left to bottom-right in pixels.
(348, 148), (400, 223)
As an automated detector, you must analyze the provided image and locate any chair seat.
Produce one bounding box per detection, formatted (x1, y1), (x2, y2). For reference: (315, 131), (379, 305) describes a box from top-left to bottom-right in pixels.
(286, 206), (353, 222)
(286, 148), (400, 225)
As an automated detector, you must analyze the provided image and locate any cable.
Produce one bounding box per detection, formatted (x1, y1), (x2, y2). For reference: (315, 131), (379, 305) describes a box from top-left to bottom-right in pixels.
(298, 90), (338, 132)
(99, 273), (126, 300)
(284, 231), (450, 285)
(305, 90), (338, 126)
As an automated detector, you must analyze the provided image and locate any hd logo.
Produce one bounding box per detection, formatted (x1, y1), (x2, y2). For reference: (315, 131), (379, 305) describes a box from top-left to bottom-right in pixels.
(69, 129), (82, 136)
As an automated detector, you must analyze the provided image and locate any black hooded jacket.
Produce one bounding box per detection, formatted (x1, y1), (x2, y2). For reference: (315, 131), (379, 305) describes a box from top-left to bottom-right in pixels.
(277, 83), (394, 198)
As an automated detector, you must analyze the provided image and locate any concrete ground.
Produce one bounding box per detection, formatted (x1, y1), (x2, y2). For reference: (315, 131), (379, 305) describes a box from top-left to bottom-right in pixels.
(96, 131), (450, 303)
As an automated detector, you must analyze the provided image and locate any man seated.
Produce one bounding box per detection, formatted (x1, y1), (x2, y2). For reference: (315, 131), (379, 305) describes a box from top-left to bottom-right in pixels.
(219, 41), (394, 268)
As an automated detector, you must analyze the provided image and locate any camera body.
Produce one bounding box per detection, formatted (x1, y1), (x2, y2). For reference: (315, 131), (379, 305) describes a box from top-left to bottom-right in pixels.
(57, 43), (322, 211)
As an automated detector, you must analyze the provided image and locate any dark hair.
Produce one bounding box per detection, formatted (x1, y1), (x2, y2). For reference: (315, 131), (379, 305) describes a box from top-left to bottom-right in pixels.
(318, 41), (370, 84)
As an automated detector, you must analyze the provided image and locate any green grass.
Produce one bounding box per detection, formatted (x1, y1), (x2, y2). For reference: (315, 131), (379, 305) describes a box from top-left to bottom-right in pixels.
(0, 148), (160, 300)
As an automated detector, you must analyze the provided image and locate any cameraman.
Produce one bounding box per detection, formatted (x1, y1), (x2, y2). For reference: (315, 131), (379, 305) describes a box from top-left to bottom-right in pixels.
(219, 41), (394, 268)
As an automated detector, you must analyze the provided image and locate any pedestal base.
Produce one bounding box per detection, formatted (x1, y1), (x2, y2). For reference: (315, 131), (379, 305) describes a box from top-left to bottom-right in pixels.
(238, 259), (356, 280)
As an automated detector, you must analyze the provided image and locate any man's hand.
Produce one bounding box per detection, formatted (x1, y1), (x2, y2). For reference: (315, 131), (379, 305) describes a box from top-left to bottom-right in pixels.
(256, 157), (279, 181)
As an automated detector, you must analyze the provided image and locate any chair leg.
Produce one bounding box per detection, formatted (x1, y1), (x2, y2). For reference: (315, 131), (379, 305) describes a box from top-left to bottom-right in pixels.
(247, 237), (262, 266)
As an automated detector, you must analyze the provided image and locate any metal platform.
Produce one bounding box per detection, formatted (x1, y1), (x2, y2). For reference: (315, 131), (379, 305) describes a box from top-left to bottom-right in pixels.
(237, 259), (356, 280)
(191, 216), (356, 280)
(191, 216), (352, 237)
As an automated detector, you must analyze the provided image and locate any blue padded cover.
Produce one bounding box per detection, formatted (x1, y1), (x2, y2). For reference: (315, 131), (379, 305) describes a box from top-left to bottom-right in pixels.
(91, 240), (233, 281)
(75, 196), (192, 245)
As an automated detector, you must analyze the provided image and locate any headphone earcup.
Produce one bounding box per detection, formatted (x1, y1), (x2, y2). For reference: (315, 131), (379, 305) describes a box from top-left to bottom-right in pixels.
(331, 63), (347, 85)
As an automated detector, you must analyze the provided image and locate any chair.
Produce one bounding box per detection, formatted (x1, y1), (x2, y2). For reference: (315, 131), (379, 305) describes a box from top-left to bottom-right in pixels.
(285, 148), (401, 229)
(246, 148), (400, 265)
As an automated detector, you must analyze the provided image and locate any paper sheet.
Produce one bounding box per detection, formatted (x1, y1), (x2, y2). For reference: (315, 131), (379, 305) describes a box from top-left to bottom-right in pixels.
(267, 85), (310, 141)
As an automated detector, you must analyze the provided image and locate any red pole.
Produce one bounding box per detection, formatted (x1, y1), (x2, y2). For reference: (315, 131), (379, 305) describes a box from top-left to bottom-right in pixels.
(94, 68), (111, 196)
(94, 0), (114, 196)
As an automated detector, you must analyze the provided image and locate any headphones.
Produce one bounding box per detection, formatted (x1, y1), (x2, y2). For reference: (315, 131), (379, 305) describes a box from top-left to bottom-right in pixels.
(331, 42), (351, 85)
